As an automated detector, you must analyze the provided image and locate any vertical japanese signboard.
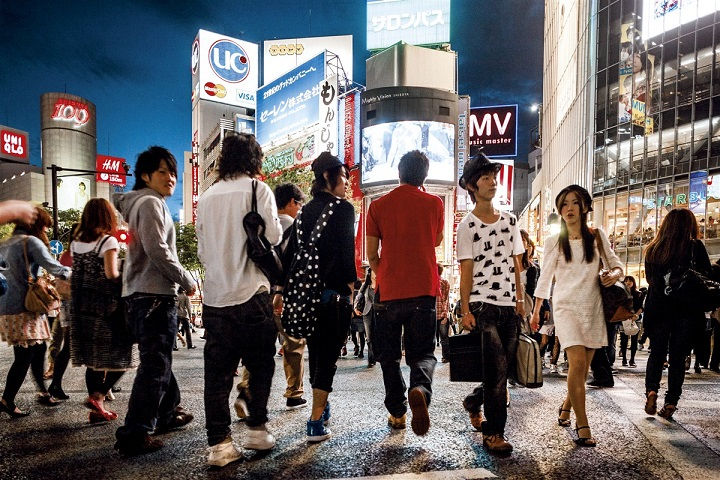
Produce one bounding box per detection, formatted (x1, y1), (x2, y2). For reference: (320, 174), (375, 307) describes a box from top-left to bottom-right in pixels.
(318, 75), (338, 155)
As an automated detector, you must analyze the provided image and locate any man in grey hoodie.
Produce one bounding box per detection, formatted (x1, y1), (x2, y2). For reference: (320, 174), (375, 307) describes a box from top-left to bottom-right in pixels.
(113, 146), (197, 456)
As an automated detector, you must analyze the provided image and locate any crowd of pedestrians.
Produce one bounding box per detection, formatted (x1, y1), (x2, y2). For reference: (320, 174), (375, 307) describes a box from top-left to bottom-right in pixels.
(1, 137), (720, 467)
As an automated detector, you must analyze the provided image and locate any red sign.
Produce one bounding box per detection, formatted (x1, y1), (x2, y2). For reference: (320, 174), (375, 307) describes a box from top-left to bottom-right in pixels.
(344, 94), (355, 167)
(1, 129), (28, 161)
(96, 155), (127, 186)
(191, 130), (199, 224)
(52, 98), (91, 128)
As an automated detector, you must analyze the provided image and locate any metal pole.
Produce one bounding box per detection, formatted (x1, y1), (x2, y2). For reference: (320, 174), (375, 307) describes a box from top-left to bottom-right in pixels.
(51, 164), (59, 240)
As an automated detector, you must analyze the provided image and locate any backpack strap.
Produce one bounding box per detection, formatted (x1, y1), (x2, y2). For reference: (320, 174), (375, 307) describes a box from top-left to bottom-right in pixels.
(94, 235), (113, 255)
(250, 180), (259, 213)
(306, 200), (341, 248)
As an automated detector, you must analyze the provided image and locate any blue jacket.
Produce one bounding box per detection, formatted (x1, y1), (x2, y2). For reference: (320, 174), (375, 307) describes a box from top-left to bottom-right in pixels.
(0, 232), (70, 315)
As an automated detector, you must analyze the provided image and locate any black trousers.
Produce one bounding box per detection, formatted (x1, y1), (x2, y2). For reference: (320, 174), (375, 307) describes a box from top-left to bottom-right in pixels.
(590, 322), (617, 385)
(178, 316), (193, 348)
(2, 343), (47, 405)
(306, 296), (352, 393)
(86, 369), (124, 396)
(646, 317), (696, 405)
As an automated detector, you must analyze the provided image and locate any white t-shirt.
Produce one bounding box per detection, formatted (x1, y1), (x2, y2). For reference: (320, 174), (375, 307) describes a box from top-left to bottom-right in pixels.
(70, 235), (119, 257)
(456, 211), (525, 306)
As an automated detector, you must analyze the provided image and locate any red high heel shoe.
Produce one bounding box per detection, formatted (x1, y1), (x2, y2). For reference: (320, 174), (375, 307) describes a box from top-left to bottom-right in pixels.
(89, 409), (118, 423)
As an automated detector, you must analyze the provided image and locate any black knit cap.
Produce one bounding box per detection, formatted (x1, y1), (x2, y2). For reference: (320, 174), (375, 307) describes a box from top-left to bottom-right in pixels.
(555, 184), (593, 212)
(311, 151), (343, 177)
(459, 151), (502, 190)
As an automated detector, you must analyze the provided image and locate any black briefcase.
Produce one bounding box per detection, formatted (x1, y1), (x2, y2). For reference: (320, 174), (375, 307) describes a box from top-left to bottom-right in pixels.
(448, 332), (483, 382)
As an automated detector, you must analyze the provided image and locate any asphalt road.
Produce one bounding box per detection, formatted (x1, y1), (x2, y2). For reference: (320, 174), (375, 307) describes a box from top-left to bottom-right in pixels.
(1, 333), (719, 480)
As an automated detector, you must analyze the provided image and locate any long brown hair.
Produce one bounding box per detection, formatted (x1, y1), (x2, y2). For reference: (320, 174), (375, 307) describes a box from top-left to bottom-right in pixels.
(520, 229), (535, 269)
(555, 185), (595, 263)
(645, 208), (698, 266)
(74, 198), (117, 243)
(13, 207), (52, 246)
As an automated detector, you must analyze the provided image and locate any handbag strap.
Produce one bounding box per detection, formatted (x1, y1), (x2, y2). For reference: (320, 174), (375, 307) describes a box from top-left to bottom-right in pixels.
(22, 236), (33, 283)
(592, 228), (607, 270)
(250, 179), (258, 213)
(94, 235), (112, 255)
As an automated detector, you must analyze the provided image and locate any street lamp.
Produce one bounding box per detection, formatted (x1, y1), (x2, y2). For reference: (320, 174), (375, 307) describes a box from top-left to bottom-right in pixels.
(530, 103), (542, 148)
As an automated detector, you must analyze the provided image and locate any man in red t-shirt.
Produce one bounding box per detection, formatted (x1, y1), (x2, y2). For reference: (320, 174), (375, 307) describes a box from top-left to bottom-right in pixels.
(366, 150), (444, 436)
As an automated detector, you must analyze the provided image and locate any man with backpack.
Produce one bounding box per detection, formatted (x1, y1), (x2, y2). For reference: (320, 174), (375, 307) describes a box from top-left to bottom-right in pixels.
(456, 152), (526, 454)
(196, 133), (282, 466)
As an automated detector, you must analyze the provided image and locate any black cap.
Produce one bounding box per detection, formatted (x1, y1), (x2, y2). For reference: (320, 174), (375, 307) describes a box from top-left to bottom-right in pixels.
(311, 151), (343, 177)
(459, 151), (502, 190)
(555, 184), (593, 212)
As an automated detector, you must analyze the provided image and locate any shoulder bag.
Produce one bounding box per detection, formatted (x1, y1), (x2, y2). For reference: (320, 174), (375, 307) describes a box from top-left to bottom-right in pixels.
(593, 229), (634, 323)
(22, 237), (61, 314)
(663, 241), (720, 312)
(243, 180), (284, 285)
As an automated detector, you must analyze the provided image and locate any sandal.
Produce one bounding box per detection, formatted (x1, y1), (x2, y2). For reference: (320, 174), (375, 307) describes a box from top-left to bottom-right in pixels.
(658, 404), (676, 420)
(37, 394), (61, 406)
(0, 400), (30, 418)
(557, 405), (571, 427)
(574, 426), (596, 447)
(644, 391), (658, 415)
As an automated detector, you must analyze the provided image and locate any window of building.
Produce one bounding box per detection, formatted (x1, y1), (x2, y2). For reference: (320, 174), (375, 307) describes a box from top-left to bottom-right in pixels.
(614, 192), (630, 251)
(677, 33), (696, 107)
(627, 189), (643, 247)
(706, 173), (720, 239)
(598, 8), (609, 71)
(642, 184), (657, 245)
(604, 195), (617, 246)
(597, 71), (607, 132)
(690, 170), (708, 237)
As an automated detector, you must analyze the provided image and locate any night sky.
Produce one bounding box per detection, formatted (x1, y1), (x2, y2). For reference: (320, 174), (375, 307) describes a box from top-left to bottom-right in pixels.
(0, 0), (543, 218)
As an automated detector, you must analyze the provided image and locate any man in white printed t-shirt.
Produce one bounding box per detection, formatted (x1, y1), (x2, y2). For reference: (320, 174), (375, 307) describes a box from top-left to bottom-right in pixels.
(456, 151), (526, 455)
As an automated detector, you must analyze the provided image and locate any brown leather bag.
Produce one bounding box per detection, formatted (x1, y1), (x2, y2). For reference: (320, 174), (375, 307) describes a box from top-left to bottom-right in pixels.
(593, 230), (634, 323)
(22, 238), (61, 314)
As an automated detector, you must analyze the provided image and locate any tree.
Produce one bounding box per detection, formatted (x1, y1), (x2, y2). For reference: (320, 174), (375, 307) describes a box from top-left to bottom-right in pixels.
(175, 222), (204, 299)
(54, 208), (82, 249)
(262, 165), (314, 200)
(0, 223), (13, 242)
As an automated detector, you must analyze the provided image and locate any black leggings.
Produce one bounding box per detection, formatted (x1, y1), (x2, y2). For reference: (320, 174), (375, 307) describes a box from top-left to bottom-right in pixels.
(50, 328), (71, 390)
(2, 343), (48, 405)
(85, 369), (124, 396)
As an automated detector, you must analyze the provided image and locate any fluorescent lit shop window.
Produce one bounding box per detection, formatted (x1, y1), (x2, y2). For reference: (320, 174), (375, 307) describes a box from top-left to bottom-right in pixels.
(642, 0), (720, 42)
(642, 184), (658, 245)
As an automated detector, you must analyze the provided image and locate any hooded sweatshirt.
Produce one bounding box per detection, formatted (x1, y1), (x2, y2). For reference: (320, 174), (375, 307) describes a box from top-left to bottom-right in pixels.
(113, 188), (194, 297)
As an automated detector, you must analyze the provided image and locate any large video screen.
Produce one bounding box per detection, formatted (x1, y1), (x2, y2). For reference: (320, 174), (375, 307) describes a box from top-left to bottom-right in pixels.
(361, 120), (455, 186)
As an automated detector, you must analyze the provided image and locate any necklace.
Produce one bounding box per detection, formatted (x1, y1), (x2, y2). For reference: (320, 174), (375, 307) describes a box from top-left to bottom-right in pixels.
(569, 234), (582, 240)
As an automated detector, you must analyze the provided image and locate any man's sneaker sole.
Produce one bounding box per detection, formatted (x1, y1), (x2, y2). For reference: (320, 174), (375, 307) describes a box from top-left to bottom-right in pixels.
(408, 388), (430, 436)
(243, 431), (276, 451)
(307, 431), (332, 443)
(207, 441), (243, 467)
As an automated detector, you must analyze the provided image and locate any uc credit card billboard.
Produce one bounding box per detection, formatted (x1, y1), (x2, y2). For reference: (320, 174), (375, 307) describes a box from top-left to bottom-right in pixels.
(192, 29), (259, 109)
(256, 52), (326, 147)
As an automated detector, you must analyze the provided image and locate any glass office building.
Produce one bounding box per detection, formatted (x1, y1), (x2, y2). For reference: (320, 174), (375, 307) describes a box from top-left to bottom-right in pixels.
(592, 1), (720, 283)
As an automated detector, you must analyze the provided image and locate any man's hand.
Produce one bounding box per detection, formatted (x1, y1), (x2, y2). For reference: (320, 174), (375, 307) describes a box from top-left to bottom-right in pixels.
(461, 312), (476, 331)
(0, 200), (37, 225)
(273, 294), (284, 316)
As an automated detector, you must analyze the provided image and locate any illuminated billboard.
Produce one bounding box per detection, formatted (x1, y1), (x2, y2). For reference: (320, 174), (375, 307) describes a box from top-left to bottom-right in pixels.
(0, 126), (29, 163)
(96, 155), (127, 187)
(361, 120), (455, 186)
(642, 0), (720, 41)
(469, 105), (518, 158)
(256, 52), (326, 147)
(263, 35), (353, 84)
(192, 29), (259, 109)
(367, 0), (450, 50)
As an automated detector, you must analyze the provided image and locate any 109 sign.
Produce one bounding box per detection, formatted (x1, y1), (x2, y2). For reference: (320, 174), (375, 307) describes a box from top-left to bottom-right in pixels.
(52, 99), (90, 128)
(209, 39), (249, 83)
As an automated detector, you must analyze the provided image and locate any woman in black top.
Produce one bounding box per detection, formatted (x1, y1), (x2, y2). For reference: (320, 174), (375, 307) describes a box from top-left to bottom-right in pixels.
(643, 208), (711, 420)
(619, 275), (644, 368)
(299, 152), (356, 442)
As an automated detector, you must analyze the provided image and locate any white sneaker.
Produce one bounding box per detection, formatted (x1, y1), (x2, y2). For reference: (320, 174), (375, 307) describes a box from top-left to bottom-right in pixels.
(105, 390), (115, 401)
(549, 364), (558, 374)
(234, 397), (248, 420)
(243, 427), (276, 451)
(207, 439), (242, 467)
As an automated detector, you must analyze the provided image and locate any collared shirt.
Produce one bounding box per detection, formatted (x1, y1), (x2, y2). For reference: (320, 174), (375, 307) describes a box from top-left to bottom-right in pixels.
(436, 278), (450, 319)
(197, 175), (282, 307)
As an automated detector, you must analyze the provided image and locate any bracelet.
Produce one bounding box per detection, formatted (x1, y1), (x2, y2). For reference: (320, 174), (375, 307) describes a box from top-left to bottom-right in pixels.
(516, 299), (524, 303)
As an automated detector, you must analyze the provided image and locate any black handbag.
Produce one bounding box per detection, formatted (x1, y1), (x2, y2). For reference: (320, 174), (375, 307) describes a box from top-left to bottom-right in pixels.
(243, 180), (284, 285)
(663, 244), (720, 312)
(594, 230), (634, 323)
(448, 332), (484, 382)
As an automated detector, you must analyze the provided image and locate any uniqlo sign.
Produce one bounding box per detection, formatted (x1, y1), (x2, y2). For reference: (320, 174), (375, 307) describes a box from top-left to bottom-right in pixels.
(0, 126), (29, 162)
(96, 155), (127, 186)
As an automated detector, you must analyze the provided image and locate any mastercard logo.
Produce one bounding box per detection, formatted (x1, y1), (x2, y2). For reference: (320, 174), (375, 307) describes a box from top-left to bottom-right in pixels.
(204, 82), (227, 98)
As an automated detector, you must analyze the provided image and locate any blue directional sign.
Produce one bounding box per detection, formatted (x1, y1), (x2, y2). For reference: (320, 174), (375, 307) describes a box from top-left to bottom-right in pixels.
(49, 240), (63, 255)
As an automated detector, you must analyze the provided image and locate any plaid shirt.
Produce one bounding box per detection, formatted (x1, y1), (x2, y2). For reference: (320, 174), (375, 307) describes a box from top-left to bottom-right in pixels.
(436, 278), (450, 320)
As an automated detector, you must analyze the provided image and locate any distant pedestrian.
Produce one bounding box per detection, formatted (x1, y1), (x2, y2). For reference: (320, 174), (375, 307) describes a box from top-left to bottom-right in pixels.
(436, 264), (451, 363)
(113, 146), (197, 455)
(197, 133), (282, 466)
(643, 208), (710, 420)
(366, 149), (444, 436)
(456, 152), (525, 454)
(533, 184), (623, 447)
(69, 199), (135, 423)
(354, 267), (377, 367)
(0, 207), (70, 417)
(293, 152), (356, 443)
(176, 288), (195, 349)
(619, 276), (643, 368)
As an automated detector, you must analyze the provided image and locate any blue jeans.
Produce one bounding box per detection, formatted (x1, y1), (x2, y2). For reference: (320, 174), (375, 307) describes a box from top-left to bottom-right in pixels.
(463, 302), (519, 436)
(203, 292), (276, 446)
(116, 294), (180, 441)
(373, 295), (436, 417)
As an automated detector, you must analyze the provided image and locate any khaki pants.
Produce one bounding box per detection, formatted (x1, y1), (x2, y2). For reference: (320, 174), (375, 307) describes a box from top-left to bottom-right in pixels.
(239, 315), (305, 399)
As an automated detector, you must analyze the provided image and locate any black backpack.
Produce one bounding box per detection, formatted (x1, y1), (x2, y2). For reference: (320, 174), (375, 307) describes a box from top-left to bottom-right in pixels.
(243, 180), (284, 285)
(281, 199), (341, 338)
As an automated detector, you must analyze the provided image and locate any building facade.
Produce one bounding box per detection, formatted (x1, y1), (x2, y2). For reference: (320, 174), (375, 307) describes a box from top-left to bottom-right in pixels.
(592, 1), (720, 283)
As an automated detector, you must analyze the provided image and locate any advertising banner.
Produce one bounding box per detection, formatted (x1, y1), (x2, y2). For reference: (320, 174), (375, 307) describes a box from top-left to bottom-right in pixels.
(493, 160), (515, 212)
(469, 105), (518, 158)
(457, 96), (469, 178)
(343, 93), (356, 167)
(367, 0), (450, 50)
(318, 75), (339, 155)
(0, 125), (29, 163)
(690, 170), (708, 215)
(195, 29), (259, 109)
(263, 133), (318, 175)
(642, 0), (719, 41)
(95, 155), (126, 186)
(263, 35), (353, 84)
(256, 52), (326, 147)
(618, 22), (656, 133)
(56, 176), (91, 211)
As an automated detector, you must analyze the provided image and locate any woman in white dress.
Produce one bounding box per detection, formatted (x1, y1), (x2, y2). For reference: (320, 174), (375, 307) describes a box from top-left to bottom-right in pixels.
(531, 185), (623, 447)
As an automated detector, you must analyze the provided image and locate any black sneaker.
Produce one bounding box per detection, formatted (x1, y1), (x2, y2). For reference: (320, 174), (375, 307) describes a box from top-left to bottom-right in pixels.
(286, 397), (308, 410)
(587, 379), (614, 388)
(115, 435), (164, 456)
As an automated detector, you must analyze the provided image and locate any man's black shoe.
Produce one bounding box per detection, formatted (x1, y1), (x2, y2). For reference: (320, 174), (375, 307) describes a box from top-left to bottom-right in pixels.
(710, 366), (720, 373)
(587, 380), (614, 388)
(154, 407), (194, 434)
(286, 397), (308, 410)
(114, 435), (164, 456)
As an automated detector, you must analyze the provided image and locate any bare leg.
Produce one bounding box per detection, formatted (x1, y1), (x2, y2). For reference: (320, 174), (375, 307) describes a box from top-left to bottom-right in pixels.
(564, 346), (596, 440)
